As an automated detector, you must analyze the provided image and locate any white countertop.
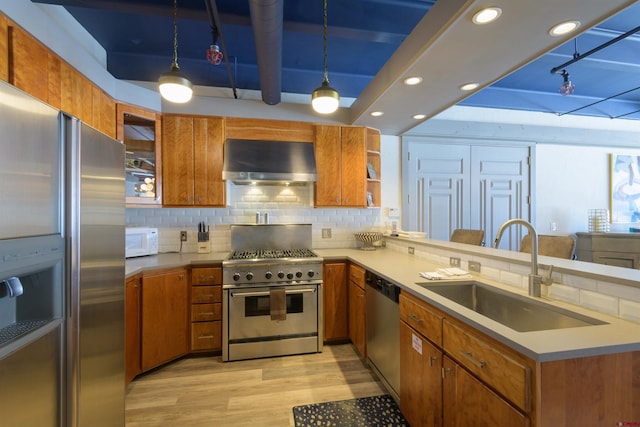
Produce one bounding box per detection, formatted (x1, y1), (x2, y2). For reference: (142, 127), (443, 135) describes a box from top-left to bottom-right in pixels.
(126, 247), (640, 363)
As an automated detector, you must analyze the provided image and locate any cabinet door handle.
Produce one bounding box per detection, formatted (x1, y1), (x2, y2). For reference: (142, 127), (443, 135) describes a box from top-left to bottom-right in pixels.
(429, 356), (439, 367)
(408, 313), (424, 324)
(441, 367), (452, 379)
(460, 351), (486, 369)
(179, 274), (185, 280)
(198, 335), (214, 339)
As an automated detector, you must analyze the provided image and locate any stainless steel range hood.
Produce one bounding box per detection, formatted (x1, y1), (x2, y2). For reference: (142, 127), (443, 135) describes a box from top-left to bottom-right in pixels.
(223, 139), (317, 184)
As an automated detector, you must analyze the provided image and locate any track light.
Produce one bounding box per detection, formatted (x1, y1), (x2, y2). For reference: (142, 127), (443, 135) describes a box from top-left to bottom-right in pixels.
(559, 70), (574, 96)
(158, 0), (193, 103)
(311, 0), (339, 114)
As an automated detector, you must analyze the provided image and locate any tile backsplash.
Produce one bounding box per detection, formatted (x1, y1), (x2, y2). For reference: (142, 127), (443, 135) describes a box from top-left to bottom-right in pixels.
(126, 183), (383, 253)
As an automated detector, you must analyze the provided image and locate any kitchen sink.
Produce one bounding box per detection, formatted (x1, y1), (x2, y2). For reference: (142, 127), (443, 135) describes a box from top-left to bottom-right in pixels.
(416, 281), (607, 332)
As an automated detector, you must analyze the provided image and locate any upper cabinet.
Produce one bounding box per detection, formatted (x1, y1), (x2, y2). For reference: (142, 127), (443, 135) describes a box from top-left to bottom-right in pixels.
(117, 103), (162, 206)
(162, 114), (226, 207)
(315, 125), (380, 208)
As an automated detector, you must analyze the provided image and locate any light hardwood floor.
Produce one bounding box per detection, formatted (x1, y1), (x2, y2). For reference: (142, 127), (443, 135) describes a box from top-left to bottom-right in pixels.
(125, 344), (386, 427)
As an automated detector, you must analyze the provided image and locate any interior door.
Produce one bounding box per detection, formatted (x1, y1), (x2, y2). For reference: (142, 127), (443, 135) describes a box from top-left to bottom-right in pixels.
(471, 146), (531, 250)
(403, 140), (470, 240)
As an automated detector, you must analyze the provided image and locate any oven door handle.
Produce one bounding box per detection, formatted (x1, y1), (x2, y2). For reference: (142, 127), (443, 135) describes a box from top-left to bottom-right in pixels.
(230, 288), (316, 298)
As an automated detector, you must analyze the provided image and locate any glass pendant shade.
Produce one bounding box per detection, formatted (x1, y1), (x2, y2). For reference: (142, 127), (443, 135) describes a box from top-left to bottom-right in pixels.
(312, 81), (339, 114)
(159, 65), (193, 103)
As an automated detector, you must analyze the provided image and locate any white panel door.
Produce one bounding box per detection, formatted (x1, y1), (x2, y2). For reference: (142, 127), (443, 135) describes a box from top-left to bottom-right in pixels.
(471, 145), (531, 250)
(404, 142), (470, 240)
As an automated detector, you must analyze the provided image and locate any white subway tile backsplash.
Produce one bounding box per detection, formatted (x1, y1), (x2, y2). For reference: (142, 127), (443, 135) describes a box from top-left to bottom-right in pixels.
(596, 281), (640, 303)
(620, 299), (640, 323)
(499, 270), (525, 289)
(580, 290), (619, 316)
(548, 284), (580, 305)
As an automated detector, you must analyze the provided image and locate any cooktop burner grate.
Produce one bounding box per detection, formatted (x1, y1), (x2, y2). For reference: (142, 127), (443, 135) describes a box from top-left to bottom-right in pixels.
(228, 248), (317, 260)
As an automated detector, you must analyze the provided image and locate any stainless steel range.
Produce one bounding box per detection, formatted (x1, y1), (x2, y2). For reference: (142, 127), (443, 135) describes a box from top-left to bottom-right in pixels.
(222, 224), (323, 361)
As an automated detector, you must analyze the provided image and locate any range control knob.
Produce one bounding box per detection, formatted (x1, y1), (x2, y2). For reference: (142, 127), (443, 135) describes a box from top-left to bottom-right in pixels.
(308, 270), (315, 278)
(265, 271), (273, 280)
(278, 271), (285, 279)
(233, 273), (241, 282)
(287, 273), (294, 280)
(246, 272), (254, 281)
(295, 271), (303, 278)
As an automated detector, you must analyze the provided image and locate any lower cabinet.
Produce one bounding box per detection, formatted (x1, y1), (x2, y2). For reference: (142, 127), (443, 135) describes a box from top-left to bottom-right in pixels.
(141, 267), (188, 372)
(348, 264), (366, 357)
(399, 291), (531, 426)
(125, 274), (141, 384)
(190, 267), (222, 352)
(323, 262), (348, 342)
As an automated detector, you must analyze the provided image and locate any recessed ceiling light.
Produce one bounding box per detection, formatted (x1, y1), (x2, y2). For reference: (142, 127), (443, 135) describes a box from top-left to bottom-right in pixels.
(412, 114), (426, 120)
(549, 20), (580, 37)
(460, 82), (480, 91)
(403, 76), (423, 86)
(472, 7), (502, 25)
(370, 111), (384, 117)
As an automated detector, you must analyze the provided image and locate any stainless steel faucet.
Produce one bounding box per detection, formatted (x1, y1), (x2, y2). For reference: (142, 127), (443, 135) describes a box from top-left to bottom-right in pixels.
(492, 218), (552, 297)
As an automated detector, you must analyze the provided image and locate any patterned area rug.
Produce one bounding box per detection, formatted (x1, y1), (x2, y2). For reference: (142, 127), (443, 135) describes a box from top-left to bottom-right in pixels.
(292, 394), (409, 427)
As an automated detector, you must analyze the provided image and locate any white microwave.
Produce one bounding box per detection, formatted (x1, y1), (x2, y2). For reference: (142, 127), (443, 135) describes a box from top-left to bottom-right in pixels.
(125, 227), (158, 258)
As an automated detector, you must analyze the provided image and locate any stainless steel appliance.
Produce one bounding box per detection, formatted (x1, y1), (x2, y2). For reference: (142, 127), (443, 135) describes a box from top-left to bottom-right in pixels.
(0, 81), (125, 427)
(366, 271), (401, 403)
(222, 224), (323, 361)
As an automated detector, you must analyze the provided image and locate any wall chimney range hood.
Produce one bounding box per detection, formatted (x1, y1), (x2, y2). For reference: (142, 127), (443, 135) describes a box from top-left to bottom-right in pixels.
(222, 139), (317, 184)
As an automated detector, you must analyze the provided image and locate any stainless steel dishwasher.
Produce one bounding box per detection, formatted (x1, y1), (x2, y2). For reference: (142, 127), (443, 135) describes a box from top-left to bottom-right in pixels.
(365, 271), (400, 403)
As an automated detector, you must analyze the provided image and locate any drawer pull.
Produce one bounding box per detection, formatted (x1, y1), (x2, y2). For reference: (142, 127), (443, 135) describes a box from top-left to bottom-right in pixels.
(407, 313), (424, 323)
(199, 312), (215, 316)
(198, 335), (214, 339)
(460, 351), (486, 369)
(196, 275), (216, 280)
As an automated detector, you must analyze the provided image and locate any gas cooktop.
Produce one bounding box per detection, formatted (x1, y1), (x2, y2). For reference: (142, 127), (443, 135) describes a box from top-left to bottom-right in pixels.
(227, 248), (318, 261)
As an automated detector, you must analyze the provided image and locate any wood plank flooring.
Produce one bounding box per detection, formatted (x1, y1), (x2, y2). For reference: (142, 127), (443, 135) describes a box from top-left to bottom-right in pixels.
(125, 344), (386, 427)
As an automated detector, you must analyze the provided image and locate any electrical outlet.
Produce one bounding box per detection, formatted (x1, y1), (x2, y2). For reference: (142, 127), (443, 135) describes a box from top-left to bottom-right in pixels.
(408, 247), (414, 254)
(468, 261), (481, 273)
(450, 257), (461, 267)
(180, 231), (187, 242)
(322, 228), (332, 238)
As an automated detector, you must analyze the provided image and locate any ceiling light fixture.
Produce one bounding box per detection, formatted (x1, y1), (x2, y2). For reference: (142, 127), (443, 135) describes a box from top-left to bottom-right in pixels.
(472, 7), (502, 25)
(403, 76), (423, 86)
(311, 0), (339, 114)
(412, 114), (426, 120)
(158, 0), (193, 103)
(460, 82), (480, 91)
(549, 20), (580, 37)
(558, 70), (574, 96)
(370, 111), (384, 117)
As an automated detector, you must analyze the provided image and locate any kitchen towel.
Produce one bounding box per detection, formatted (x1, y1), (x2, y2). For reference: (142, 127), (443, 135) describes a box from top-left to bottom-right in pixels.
(270, 288), (287, 321)
(419, 267), (473, 280)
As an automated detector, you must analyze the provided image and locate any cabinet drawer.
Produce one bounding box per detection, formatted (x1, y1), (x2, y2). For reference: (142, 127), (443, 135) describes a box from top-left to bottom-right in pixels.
(443, 319), (531, 412)
(191, 285), (222, 303)
(348, 264), (366, 289)
(399, 292), (443, 346)
(191, 303), (221, 322)
(192, 267), (222, 285)
(191, 321), (221, 351)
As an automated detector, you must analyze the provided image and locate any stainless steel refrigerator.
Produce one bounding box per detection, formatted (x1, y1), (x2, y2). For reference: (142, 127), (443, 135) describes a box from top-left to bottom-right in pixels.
(0, 81), (125, 427)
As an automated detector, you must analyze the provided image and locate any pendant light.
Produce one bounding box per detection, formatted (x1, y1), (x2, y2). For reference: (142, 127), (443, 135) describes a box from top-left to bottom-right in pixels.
(311, 0), (339, 114)
(158, 0), (193, 103)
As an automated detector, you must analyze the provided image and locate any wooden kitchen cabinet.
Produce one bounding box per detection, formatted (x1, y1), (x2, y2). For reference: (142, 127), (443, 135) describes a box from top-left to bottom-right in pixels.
(117, 103), (162, 206)
(576, 232), (640, 269)
(125, 274), (142, 384)
(400, 320), (442, 427)
(323, 262), (348, 342)
(442, 356), (529, 427)
(190, 267), (222, 352)
(141, 268), (189, 372)
(348, 264), (366, 357)
(314, 125), (380, 207)
(162, 114), (226, 207)
(399, 291), (531, 426)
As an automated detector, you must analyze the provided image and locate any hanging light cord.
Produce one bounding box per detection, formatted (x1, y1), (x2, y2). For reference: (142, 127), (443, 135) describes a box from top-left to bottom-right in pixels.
(171, 0), (180, 69)
(322, 0), (329, 84)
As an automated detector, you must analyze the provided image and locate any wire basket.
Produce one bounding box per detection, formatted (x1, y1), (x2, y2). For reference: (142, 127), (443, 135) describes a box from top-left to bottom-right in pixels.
(588, 209), (610, 233)
(354, 232), (383, 250)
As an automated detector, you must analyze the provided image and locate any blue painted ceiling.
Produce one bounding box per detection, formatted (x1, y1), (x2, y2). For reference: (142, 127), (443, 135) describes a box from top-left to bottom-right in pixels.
(31, 0), (640, 132)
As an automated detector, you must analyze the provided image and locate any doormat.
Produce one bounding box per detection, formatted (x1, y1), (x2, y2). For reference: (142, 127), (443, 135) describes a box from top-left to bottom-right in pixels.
(292, 394), (408, 427)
